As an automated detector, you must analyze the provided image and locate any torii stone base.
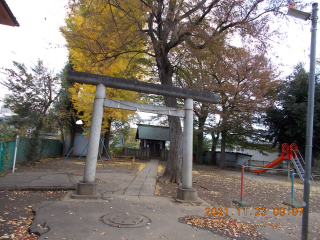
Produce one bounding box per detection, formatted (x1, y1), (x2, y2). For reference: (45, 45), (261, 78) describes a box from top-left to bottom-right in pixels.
(176, 187), (198, 202)
(71, 182), (100, 199)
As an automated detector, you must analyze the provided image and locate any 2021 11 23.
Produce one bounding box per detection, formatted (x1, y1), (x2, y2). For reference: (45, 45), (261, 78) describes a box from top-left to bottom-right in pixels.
(205, 207), (303, 217)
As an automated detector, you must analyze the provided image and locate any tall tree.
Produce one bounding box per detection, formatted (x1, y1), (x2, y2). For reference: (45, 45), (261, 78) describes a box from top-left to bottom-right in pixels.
(61, 0), (148, 155)
(264, 63), (320, 160)
(177, 45), (281, 167)
(63, 0), (292, 183)
(0, 61), (60, 162)
(109, 119), (140, 155)
(211, 47), (281, 168)
(53, 61), (78, 156)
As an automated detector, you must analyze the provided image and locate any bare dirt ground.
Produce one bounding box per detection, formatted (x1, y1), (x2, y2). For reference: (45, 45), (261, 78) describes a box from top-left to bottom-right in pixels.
(156, 161), (320, 213)
(156, 162), (320, 239)
(13, 156), (147, 175)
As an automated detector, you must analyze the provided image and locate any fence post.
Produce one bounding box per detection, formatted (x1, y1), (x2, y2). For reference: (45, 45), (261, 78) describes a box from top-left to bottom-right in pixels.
(0, 142), (2, 171)
(12, 136), (19, 173)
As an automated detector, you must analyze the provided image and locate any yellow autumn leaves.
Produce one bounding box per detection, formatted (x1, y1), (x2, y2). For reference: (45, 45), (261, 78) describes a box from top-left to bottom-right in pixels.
(61, 0), (149, 134)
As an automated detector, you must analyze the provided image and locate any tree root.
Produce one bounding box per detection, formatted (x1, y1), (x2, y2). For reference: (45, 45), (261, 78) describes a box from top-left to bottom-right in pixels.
(158, 171), (182, 185)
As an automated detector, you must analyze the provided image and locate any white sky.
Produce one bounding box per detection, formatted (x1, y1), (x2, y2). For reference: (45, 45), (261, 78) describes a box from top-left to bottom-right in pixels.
(0, 0), (319, 107)
(0, 0), (68, 98)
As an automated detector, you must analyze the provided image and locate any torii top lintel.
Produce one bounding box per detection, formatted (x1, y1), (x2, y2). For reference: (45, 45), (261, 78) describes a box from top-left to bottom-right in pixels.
(67, 70), (220, 104)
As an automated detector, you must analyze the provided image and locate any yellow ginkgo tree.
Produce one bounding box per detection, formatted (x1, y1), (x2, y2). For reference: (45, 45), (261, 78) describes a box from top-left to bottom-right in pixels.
(61, 0), (150, 153)
(68, 84), (137, 133)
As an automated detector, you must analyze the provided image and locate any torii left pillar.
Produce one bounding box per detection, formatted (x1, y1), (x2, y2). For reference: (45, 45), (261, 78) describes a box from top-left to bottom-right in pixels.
(177, 98), (197, 201)
(72, 84), (105, 199)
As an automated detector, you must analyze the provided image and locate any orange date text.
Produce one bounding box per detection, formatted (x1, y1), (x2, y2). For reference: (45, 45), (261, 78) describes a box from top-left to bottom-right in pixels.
(205, 207), (303, 217)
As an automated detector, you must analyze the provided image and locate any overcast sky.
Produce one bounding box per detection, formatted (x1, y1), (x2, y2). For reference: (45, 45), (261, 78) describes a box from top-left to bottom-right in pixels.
(0, 0), (319, 104)
(0, 0), (68, 99)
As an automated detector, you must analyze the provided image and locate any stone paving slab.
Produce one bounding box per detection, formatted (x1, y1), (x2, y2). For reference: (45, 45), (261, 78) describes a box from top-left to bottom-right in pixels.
(0, 172), (76, 190)
(123, 160), (159, 196)
(72, 172), (136, 194)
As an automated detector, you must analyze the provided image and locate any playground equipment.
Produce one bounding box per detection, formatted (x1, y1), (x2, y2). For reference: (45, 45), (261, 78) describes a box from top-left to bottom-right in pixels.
(283, 170), (303, 208)
(252, 143), (313, 182)
(233, 165), (251, 207)
(61, 126), (112, 166)
(288, 0), (295, 9)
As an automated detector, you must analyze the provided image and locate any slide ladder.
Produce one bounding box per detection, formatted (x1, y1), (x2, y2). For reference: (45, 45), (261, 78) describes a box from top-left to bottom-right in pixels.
(292, 157), (305, 181)
(290, 144), (313, 182)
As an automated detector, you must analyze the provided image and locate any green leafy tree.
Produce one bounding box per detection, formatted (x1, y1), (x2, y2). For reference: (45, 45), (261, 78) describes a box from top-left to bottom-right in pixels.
(192, 127), (211, 159)
(53, 61), (79, 156)
(0, 121), (17, 142)
(109, 120), (139, 155)
(264, 63), (320, 161)
(0, 61), (60, 162)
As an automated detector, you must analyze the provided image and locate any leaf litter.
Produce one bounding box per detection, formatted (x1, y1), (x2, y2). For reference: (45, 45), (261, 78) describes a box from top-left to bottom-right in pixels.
(0, 190), (66, 239)
(180, 215), (286, 239)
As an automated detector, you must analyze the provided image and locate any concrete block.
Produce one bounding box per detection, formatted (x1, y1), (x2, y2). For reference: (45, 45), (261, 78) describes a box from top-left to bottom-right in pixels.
(76, 181), (98, 195)
(177, 187), (197, 201)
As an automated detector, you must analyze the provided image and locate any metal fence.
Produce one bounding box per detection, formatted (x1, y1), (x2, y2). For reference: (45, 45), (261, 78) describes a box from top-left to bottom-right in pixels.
(122, 147), (169, 159)
(0, 140), (15, 174)
(0, 138), (62, 173)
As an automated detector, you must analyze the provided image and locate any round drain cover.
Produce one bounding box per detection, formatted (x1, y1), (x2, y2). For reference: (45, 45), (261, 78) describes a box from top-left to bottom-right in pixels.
(100, 212), (151, 228)
(109, 213), (143, 225)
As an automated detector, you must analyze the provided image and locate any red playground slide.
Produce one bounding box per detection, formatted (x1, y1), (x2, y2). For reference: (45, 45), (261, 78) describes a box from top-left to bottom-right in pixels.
(252, 156), (284, 173)
(252, 143), (298, 174)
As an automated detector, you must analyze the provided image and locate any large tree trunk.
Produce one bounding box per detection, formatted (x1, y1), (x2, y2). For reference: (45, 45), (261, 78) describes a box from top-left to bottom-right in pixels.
(219, 108), (228, 168)
(196, 130), (203, 164)
(159, 114), (183, 184)
(27, 119), (43, 163)
(155, 47), (183, 184)
(60, 125), (67, 156)
(195, 115), (207, 164)
(68, 117), (77, 156)
(210, 132), (219, 165)
(219, 130), (227, 169)
(103, 119), (112, 157)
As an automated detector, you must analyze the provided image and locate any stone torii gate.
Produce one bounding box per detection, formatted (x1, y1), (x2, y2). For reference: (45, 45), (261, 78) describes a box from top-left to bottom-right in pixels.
(67, 70), (220, 201)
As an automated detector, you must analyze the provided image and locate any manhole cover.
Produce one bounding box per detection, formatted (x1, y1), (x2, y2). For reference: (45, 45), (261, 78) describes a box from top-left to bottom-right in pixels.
(100, 212), (151, 228)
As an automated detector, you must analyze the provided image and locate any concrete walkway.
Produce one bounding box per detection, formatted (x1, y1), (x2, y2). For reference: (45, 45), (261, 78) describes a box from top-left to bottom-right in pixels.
(0, 160), (159, 197)
(0, 172), (76, 191)
(124, 159), (158, 196)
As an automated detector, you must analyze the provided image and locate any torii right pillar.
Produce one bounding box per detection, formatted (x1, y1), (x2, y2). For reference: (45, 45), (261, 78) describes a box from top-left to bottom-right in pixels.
(177, 98), (198, 201)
